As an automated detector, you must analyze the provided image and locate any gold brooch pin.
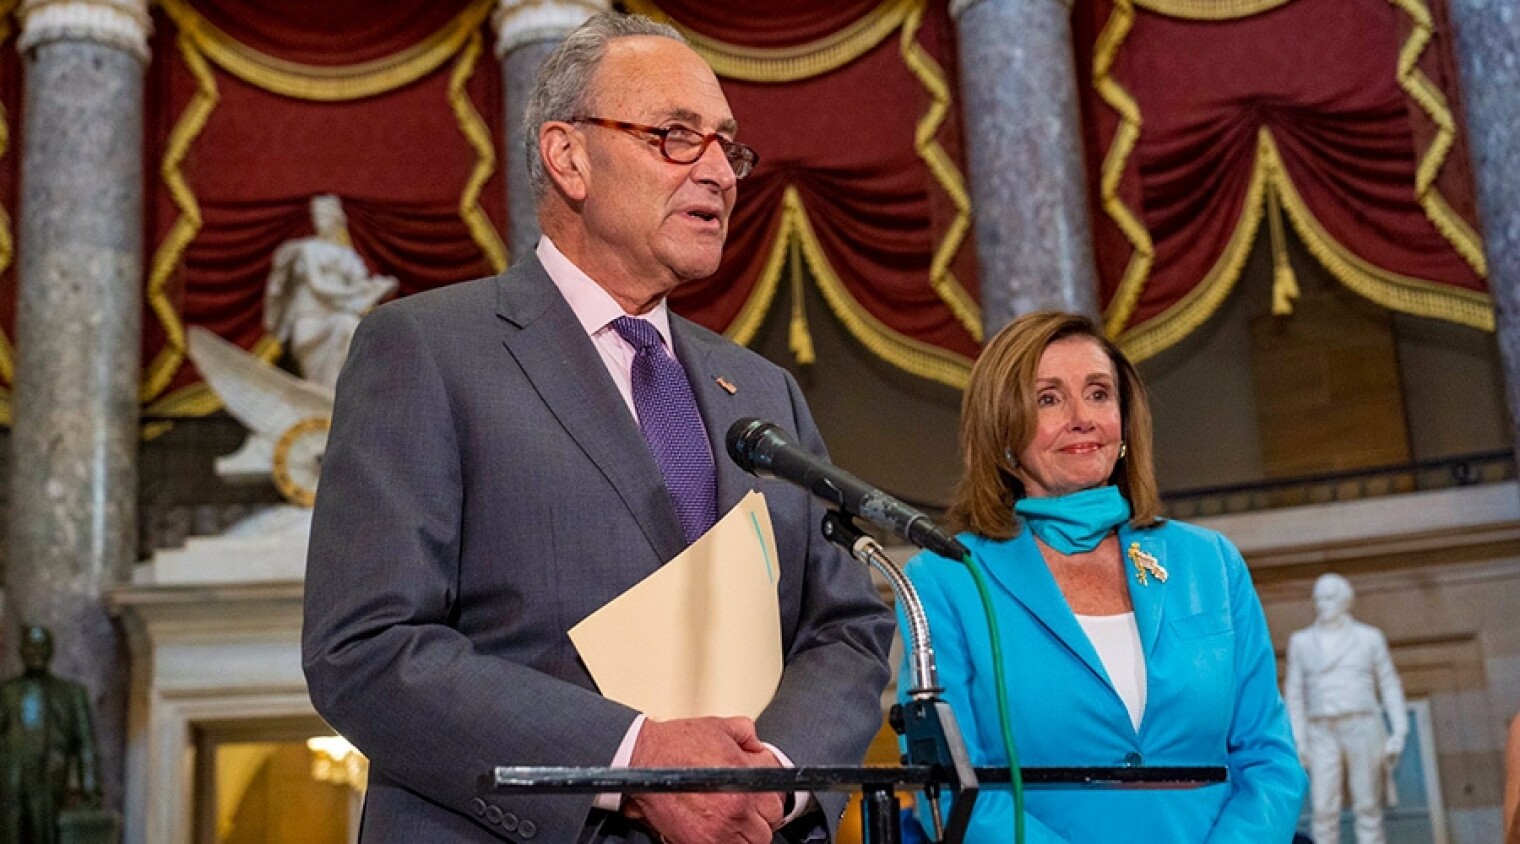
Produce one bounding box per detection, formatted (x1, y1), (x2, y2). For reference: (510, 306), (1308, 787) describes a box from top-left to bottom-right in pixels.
(715, 376), (738, 395)
(1128, 542), (1167, 586)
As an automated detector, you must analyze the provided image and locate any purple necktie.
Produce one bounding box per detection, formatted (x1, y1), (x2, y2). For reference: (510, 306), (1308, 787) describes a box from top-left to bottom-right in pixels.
(611, 316), (718, 545)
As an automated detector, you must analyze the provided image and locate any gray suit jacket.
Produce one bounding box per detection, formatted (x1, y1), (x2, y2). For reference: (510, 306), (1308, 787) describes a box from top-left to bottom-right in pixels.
(303, 256), (895, 843)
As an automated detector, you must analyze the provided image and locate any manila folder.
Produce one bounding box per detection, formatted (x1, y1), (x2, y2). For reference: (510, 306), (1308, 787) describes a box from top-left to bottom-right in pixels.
(568, 490), (782, 720)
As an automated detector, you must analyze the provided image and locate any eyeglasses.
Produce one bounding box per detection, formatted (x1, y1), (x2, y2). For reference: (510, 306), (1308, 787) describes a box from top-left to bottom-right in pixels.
(571, 117), (759, 180)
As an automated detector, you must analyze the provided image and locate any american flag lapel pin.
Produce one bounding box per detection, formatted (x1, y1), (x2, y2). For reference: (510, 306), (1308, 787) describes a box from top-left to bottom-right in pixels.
(715, 376), (737, 395)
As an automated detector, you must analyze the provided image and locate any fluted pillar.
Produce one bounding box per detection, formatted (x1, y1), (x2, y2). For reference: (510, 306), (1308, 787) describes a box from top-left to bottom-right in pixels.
(1447, 2), (1520, 465)
(951, 0), (1099, 335)
(7, 0), (149, 811)
(493, 0), (608, 261)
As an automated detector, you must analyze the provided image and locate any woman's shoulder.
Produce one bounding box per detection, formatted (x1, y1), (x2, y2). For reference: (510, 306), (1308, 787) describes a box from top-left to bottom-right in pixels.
(1138, 517), (1239, 552)
(903, 531), (1018, 578)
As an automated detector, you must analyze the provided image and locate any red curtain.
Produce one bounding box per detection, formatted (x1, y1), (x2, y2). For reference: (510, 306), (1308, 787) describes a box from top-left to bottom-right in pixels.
(142, 0), (505, 411)
(0, 5), (22, 406)
(1074, 0), (1488, 359)
(648, 0), (983, 380)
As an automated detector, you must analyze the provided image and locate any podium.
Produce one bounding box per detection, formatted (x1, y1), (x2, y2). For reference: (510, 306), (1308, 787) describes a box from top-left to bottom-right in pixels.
(488, 763), (1226, 843)
(493, 473), (1229, 842)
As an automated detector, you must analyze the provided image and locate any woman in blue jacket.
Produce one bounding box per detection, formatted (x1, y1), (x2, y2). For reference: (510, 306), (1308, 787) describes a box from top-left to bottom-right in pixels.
(902, 311), (1305, 842)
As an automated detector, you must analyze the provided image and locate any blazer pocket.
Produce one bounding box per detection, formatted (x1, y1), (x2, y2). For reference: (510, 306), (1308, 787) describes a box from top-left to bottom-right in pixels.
(1169, 608), (1232, 639)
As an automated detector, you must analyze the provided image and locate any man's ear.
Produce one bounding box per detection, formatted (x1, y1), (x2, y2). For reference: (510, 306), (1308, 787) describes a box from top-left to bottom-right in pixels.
(540, 122), (589, 202)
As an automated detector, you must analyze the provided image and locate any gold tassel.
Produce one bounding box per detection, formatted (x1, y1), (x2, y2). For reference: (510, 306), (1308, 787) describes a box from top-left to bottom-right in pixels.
(787, 234), (816, 366)
(1267, 180), (1300, 315)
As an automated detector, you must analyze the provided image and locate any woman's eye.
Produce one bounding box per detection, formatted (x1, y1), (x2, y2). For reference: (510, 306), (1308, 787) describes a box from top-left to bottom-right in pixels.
(1037, 393), (1058, 407)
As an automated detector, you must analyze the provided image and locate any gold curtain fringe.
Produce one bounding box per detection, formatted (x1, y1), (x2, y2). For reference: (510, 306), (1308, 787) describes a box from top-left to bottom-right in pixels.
(1116, 145), (1268, 363)
(144, 7), (506, 409)
(787, 188), (972, 389)
(899, 1), (982, 342)
(1094, 0), (1155, 339)
(1266, 178), (1300, 315)
(1101, 0), (1491, 358)
(722, 201), (792, 348)
(1117, 128), (1492, 362)
(624, 0), (916, 83)
(708, 0), (980, 383)
(141, 31), (219, 404)
(1387, 0), (1487, 277)
(0, 0), (16, 390)
(1259, 129), (1493, 330)
(448, 30), (509, 273)
(1133, 0), (1295, 20)
(786, 235), (815, 366)
(158, 0), (495, 101)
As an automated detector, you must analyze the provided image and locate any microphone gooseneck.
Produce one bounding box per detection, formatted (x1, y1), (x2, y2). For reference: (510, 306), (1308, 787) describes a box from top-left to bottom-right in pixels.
(724, 417), (968, 561)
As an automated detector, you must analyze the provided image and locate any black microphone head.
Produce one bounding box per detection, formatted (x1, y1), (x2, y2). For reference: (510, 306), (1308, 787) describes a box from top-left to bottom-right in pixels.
(726, 417), (791, 476)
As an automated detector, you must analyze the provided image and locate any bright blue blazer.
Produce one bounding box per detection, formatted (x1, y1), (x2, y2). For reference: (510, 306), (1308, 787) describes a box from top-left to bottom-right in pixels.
(899, 519), (1306, 842)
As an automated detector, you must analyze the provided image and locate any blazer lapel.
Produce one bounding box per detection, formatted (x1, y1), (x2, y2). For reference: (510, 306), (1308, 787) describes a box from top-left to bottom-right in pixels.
(495, 259), (686, 565)
(978, 530), (1113, 689)
(1120, 523), (1168, 662)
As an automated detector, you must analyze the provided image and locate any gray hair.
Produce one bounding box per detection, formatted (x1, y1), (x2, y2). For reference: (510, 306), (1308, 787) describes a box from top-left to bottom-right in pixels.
(523, 13), (685, 198)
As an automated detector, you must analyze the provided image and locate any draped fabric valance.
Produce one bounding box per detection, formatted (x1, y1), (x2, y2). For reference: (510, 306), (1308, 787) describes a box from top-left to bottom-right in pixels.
(1076, 0), (1489, 362)
(140, 0), (506, 417)
(629, 0), (982, 388)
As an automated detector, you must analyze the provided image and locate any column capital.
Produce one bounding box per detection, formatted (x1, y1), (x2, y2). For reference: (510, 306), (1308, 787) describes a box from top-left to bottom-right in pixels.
(492, 0), (609, 59)
(18, 0), (151, 62)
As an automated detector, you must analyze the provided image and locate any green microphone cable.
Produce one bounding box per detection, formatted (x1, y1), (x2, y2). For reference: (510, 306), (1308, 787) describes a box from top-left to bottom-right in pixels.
(961, 550), (1025, 844)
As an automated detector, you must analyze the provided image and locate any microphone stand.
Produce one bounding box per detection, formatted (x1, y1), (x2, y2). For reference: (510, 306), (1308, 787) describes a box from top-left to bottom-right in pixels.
(819, 511), (977, 844)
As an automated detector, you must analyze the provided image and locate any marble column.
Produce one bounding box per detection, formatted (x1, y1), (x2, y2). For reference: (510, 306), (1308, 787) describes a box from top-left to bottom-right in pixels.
(493, 0), (608, 262)
(951, 0), (1100, 337)
(1447, 2), (1520, 464)
(7, 0), (150, 812)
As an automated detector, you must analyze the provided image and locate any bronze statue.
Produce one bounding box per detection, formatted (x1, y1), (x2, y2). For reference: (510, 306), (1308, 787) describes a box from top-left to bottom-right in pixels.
(0, 626), (101, 844)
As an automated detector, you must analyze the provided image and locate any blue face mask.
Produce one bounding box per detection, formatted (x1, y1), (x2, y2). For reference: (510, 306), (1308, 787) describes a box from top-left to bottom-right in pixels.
(1014, 485), (1131, 554)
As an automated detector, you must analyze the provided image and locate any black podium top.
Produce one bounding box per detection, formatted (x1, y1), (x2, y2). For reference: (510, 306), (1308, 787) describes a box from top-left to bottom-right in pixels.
(489, 765), (1226, 794)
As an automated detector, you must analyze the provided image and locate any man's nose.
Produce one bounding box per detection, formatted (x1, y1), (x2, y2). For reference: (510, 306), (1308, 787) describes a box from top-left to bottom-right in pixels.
(691, 140), (737, 190)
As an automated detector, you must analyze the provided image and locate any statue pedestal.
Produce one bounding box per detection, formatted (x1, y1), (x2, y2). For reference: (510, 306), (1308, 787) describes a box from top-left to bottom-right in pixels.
(109, 523), (320, 844)
(58, 808), (123, 844)
(138, 507), (311, 585)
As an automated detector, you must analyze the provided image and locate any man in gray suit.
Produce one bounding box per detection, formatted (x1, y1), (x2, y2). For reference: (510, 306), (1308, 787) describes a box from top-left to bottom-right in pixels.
(302, 12), (894, 844)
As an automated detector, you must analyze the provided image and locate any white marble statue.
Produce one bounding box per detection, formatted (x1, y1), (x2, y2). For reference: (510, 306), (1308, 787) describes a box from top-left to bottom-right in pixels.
(264, 194), (398, 390)
(188, 195), (396, 488)
(1285, 573), (1407, 844)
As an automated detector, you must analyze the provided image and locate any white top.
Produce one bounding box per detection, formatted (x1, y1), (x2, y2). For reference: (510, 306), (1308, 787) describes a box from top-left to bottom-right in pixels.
(1075, 611), (1147, 731)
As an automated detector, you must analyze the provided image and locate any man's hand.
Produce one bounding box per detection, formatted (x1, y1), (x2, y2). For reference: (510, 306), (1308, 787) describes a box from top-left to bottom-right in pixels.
(1383, 734), (1405, 761)
(623, 716), (786, 844)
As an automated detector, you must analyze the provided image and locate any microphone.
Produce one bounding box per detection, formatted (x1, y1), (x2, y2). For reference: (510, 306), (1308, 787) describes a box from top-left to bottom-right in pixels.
(726, 417), (969, 561)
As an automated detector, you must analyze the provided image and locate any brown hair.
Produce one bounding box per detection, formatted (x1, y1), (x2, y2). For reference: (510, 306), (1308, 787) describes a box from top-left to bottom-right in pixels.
(948, 311), (1161, 539)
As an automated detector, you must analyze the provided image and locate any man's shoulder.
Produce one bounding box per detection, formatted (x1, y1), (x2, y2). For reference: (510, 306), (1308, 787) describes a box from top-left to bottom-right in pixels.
(1350, 620), (1389, 643)
(671, 312), (791, 379)
(374, 274), (500, 320)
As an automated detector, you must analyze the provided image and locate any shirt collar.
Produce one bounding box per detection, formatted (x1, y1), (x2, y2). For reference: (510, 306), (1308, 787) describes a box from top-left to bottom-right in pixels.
(536, 236), (674, 348)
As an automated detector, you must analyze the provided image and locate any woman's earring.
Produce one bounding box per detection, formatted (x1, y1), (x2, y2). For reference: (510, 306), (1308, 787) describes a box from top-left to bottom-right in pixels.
(1118, 441), (1128, 460)
(1004, 447), (1018, 470)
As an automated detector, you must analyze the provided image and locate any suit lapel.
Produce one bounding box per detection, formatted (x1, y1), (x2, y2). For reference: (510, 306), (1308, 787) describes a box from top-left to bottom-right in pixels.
(670, 317), (750, 515)
(495, 259), (686, 565)
(979, 530), (1113, 689)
